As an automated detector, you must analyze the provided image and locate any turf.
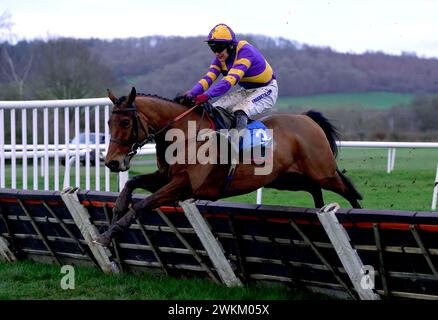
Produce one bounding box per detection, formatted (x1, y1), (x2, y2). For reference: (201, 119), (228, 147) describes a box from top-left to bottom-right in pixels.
(224, 148), (438, 211)
(130, 148), (438, 212)
(4, 148), (437, 211)
(0, 261), (325, 300)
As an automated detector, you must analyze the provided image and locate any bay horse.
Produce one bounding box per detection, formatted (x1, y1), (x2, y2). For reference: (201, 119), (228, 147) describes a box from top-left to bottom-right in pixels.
(94, 87), (362, 246)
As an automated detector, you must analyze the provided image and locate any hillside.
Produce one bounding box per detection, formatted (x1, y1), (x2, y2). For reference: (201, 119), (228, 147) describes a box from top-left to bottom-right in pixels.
(1, 35), (438, 100)
(88, 35), (438, 98)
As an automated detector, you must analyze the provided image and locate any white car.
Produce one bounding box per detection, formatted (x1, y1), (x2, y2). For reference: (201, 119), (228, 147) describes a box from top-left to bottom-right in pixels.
(62, 133), (106, 165)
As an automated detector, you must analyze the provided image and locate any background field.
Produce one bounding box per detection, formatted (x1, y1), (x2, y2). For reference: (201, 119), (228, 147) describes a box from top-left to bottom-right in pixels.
(4, 147), (437, 212)
(276, 91), (414, 110)
(226, 148), (438, 211)
(127, 148), (438, 212)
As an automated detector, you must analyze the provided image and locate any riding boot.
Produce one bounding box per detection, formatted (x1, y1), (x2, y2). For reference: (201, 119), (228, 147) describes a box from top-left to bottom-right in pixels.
(229, 111), (249, 158)
(234, 110), (248, 131)
(94, 209), (137, 247)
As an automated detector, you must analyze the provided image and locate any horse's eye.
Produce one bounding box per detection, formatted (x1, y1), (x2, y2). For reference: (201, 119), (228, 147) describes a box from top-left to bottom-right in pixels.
(120, 119), (130, 128)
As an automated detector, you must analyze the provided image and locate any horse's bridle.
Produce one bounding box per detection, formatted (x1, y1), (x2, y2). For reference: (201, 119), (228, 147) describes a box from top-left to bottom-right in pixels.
(110, 100), (201, 159)
(110, 103), (154, 159)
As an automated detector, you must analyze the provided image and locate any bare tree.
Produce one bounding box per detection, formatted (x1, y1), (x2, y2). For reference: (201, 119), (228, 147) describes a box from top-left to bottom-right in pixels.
(0, 11), (13, 40)
(1, 46), (33, 99)
(0, 11), (33, 99)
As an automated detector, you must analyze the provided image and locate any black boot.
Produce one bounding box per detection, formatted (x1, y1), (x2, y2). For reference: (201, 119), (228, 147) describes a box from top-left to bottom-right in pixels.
(229, 111), (248, 156)
(234, 110), (248, 131)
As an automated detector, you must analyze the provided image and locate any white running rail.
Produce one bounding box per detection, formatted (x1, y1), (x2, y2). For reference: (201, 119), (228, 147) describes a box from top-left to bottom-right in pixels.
(0, 98), (116, 192)
(1, 98), (438, 209)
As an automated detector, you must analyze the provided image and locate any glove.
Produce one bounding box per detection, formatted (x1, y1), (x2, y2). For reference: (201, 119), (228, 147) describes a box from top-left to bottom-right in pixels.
(174, 92), (195, 106)
(194, 94), (210, 106)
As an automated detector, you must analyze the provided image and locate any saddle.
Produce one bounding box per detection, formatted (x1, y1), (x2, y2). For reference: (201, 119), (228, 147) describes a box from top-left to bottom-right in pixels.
(174, 96), (235, 129)
(202, 103), (235, 130)
(201, 102), (272, 153)
(173, 95), (272, 153)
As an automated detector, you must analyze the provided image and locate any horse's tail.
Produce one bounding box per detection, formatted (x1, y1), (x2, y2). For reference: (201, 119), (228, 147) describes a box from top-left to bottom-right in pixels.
(304, 110), (363, 202)
(304, 110), (340, 157)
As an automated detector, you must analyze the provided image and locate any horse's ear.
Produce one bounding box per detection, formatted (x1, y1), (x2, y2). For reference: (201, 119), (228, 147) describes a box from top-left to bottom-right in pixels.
(107, 89), (117, 104)
(127, 87), (137, 105)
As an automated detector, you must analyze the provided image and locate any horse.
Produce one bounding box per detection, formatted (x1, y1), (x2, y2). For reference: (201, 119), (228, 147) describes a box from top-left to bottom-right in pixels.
(94, 87), (362, 246)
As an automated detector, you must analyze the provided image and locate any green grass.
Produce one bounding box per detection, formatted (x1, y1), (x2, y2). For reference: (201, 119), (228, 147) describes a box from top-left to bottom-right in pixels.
(121, 148), (438, 212)
(0, 261), (324, 300)
(6, 148), (438, 211)
(276, 91), (414, 110)
(128, 148), (437, 212)
(4, 149), (437, 211)
(224, 148), (438, 211)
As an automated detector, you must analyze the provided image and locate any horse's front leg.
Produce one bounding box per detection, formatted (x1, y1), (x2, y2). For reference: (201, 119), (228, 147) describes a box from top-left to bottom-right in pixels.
(113, 171), (169, 223)
(95, 173), (191, 246)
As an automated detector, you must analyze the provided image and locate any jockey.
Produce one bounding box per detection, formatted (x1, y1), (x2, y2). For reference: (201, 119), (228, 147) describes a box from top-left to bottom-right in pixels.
(184, 23), (278, 132)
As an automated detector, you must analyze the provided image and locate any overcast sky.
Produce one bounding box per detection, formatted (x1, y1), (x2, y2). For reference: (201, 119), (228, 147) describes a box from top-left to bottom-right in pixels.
(2, 0), (438, 58)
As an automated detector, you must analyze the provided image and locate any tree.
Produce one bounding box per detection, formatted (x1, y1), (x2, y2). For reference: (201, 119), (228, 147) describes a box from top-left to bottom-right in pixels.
(0, 11), (33, 99)
(0, 11), (13, 40)
(31, 38), (116, 99)
(410, 95), (438, 131)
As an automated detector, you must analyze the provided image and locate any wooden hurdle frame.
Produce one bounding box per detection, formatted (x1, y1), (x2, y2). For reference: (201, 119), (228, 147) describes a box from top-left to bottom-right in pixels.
(1, 188), (438, 300)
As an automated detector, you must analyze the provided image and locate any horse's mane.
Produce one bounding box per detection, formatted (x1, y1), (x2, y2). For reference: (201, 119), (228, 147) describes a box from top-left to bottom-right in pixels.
(114, 93), (189, 108)
(136, 93), (177, 104)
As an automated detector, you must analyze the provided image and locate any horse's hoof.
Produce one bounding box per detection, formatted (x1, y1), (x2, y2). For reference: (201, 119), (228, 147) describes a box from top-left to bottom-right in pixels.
(92, 235), (112, 247)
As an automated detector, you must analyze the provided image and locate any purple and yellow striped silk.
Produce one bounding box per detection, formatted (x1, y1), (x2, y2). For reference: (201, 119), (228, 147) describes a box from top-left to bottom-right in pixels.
(189, 40), (275, 98)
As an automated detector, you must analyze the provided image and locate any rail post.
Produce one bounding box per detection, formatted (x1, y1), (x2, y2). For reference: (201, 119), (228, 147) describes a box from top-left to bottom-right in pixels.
(0, 236), (16, 262)
(179, 199), (243, 287)
(317, 203), (380, 300)
(432, 164), (438, 210)
(60, 187), (119, 273)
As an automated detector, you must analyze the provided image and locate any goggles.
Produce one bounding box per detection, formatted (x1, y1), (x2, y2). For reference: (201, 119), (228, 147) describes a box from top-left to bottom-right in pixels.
(208, 41), (229, 53)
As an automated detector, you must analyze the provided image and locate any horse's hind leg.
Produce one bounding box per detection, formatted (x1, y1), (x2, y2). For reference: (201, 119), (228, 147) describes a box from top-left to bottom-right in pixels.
(309, 185), (324, 208)
(319, 170), (362, 208)
(265, 173), (325, 208)
(301, 183), (324, 208)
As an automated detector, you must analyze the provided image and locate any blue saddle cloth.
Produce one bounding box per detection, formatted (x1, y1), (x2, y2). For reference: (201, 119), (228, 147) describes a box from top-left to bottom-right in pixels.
(239, 120), (272, 151)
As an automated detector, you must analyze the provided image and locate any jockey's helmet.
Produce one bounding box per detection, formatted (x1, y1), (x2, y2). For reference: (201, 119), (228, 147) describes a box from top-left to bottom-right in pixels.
(206, 24), (237, 53)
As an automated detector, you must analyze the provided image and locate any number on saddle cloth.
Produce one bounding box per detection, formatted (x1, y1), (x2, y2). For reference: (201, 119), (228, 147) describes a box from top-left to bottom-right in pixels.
(239, 120), (272, 152)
